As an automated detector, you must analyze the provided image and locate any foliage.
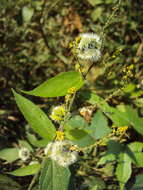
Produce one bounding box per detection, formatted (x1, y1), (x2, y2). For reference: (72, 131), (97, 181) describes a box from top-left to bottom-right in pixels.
(0, 0), (143, 190)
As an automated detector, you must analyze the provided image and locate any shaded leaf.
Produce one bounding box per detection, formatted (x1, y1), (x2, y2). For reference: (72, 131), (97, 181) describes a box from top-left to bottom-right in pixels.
(89, 110), (111, 139)
(39, 159), (71, 190)
(66, 115), (88, 130)
(84, 176), (105, 190)
(107, 140), (123, 155)
(130, 174), (143, 190)
(97, 153), (116, 166)
(0, 175), (21, 190)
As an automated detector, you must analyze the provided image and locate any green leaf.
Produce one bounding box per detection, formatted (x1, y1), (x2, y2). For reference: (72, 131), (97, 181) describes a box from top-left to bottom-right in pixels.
(66, 115), (88, 130)
(27, 133), (49, 147)
(81, 90), (129, 126)
(116, 152), (132, 190)
(12, 90), (56, 140)
(82, 91), (143, 136)
(97, 153), (116, 166)
(130, 174), (143, 190)
(91, 7), (103, 21)
(127, 142), (143, 167)
(18, 140), (34, 152)
(117, 105), (143, 136)
(89, 110), (111, 139)
(0, 148), (19, 162)
(0, 175), (21, 190)
(21, 71), (84, 97)
(84, 176), (105, 190)
(66, 129), (95, 147)
(87, 0), (102, 6)
(107, 140), (123, 155)
(9, 164), (41, 176)
(22, 6), (34, 24)
(39, 158), (71, 190)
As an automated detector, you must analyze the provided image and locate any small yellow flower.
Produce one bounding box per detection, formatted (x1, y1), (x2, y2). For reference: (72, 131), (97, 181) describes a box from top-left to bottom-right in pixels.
(67, 87), (77, 94)
(50, 105), (66, 122)
(117, 126), (128, 134)
(55, 131), (65, 141)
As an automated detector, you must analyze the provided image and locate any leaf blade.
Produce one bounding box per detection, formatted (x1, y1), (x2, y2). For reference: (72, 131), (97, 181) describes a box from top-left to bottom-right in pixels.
(21, 71), (84, 97)
(39, 158), (71, 190)
(12, 89), (56, 140)
(9, 164), (41, 176)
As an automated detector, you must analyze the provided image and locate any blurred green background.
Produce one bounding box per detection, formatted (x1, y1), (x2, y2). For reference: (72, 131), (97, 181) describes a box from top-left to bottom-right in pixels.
(0, 0), (143, 189)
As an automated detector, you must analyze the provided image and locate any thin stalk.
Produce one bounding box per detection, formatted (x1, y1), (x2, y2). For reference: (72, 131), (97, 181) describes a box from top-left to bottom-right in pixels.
(59, 92), (76, 131)
(27, 170), (40, 190)
(101, 0), (122, 50)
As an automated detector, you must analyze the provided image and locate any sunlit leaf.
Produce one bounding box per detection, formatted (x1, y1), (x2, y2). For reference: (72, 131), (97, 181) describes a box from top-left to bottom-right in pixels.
(0, 148), (19, 162)
(116, 152), (132, 190)
(12, 90), (56, 140)
(127, 142), (143, 167)
(66, 129), (95, 147)
(22, 6), (34, 24)
(21, 71), (84, 97)
(9, 164), (41, 176)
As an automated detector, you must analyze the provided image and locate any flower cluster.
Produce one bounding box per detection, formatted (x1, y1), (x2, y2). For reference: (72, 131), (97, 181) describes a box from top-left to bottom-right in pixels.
(70, 33), (102, 62)
(55, 131), (65, 141)
(50, 105), (66, 122)
(112, 126), (129, 135)
(44, 140), (78, 167)
(122, 64), (134, 81)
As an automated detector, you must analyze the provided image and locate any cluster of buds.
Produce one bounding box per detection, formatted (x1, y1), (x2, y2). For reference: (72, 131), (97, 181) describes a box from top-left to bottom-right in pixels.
(44, 140), (78, 167)
(122, 64), (134, 82)
(112, 126), (129, 135)
(111, 48), (123, 59)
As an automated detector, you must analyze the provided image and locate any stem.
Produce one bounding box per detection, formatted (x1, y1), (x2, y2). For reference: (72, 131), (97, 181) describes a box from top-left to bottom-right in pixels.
(27, 170), (40, 190)
(101, 0), (122, 50)
(39, 0), (64, 51)
(59, 92), (76, 131)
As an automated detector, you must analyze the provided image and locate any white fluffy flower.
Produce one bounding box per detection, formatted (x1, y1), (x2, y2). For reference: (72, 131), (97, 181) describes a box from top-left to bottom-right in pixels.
(77, 33), (102, 62)
(44, 140), (78, 167)
(19, 147), (30, 161)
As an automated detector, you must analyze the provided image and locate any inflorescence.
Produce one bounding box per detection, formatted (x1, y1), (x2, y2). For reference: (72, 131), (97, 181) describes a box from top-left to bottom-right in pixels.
(44, 140), (78, 167)
(70, 33), (102, 62)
